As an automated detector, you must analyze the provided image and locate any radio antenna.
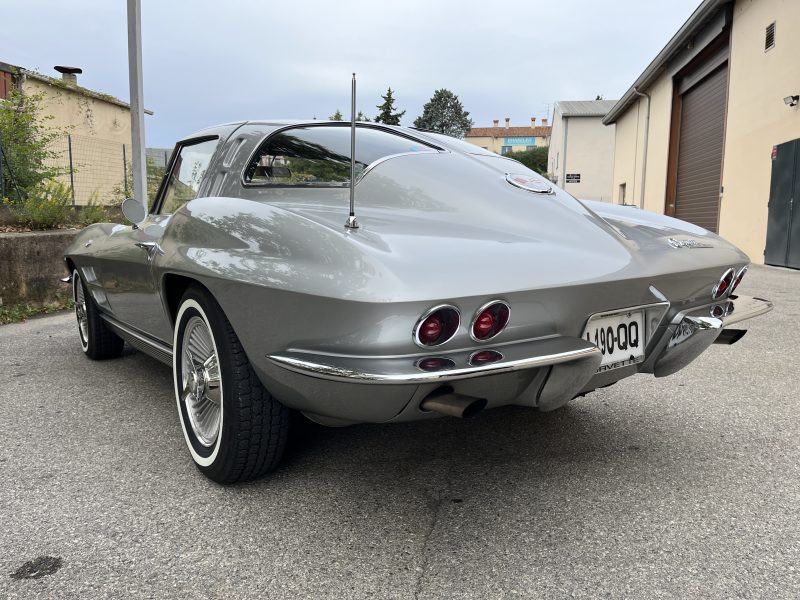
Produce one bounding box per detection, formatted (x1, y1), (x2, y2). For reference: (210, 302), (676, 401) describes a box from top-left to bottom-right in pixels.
(345, 72), (360, 229)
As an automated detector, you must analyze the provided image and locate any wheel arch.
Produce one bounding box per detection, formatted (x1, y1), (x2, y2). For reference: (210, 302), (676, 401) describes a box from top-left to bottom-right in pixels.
(162, 273), (214, 326)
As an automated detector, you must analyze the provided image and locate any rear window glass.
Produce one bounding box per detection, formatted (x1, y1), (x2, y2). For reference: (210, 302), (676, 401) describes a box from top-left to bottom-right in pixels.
(244, 125), (436, 186)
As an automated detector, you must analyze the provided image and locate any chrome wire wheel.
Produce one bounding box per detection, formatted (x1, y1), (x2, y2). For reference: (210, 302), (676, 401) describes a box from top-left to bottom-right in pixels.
(73, 271), (89, 351)
(180, 316), (222, 447)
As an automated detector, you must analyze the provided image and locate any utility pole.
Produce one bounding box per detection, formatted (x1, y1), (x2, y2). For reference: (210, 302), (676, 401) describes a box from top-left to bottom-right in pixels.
(127, 0), (147, 210)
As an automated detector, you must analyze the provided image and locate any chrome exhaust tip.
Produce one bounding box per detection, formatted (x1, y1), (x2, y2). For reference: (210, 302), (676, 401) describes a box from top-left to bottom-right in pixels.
(420, 387), (487, 419)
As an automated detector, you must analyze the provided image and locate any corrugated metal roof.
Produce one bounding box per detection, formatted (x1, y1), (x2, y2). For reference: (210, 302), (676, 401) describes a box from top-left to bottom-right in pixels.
(556, 100), (618, 117)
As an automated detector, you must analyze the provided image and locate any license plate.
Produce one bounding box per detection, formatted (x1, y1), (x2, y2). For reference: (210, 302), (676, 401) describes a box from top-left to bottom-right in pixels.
(581, 309), (645, 372)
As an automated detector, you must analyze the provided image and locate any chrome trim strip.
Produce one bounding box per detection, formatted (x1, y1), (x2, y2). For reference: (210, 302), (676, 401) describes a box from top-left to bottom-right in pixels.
(356, 150), (439, 181)
(412, 304), (461, 349)
(268, 337), (601, 385)
(469, 300), (511, 343)
(101, 314), (173, 360)
(721, 295), (773, 326)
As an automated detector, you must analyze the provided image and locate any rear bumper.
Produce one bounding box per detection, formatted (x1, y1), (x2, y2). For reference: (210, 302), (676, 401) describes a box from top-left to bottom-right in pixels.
(261, 294), (771, 424)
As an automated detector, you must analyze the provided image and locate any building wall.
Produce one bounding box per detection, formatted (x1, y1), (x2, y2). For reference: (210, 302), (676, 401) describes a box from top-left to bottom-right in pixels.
(609, 73), (673, 211)
(465, 132), (548, 154)
(720, 0), (800, 261)
(22, 77), (133, 204)
(550, 116), (616, 202)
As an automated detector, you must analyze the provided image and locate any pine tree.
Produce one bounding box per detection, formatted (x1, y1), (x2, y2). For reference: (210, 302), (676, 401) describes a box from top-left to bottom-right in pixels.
(329, 109), (344, 121)
(413, 89), (473, 138)
(374, 87), (406, 125)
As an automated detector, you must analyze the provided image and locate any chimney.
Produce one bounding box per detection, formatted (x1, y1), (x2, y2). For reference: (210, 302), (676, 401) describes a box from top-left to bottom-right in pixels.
(541, 117), (549, 127)
(493, 119), (499, 128)
(530, 117), (537, 128)
(54, 65), (82, 86)
(504, 117), (510, 129)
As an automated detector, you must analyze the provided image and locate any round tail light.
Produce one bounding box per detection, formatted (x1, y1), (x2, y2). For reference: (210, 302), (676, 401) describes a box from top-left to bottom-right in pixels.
(712, 268), (735, 300)
(730, 266), (747, 294)
(414, 306), (460, 347)
(470, 301), (510, 341)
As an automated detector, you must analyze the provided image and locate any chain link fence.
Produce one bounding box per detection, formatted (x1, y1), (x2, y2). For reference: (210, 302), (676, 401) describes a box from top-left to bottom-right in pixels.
(37, 134), (170, 205)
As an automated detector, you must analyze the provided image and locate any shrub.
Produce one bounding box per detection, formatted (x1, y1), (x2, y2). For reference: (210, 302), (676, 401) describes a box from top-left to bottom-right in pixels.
(5, 180), (72, 229)
(76, 193), (108, 227)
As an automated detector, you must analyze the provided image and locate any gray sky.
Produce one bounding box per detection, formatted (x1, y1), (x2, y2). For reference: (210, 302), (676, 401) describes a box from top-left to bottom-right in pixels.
(2, 0), (702, 147)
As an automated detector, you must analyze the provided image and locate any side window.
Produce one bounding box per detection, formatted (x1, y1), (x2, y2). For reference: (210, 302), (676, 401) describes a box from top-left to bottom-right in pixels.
(243, 125), (435, 186)
(159, 138), (218, 214)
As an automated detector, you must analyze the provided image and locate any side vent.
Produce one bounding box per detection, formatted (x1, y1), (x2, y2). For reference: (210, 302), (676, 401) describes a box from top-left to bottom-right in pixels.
(765, 21), (776, 52)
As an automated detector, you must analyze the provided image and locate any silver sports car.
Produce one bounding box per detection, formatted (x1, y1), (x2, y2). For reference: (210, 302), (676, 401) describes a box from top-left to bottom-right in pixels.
(64, 120), (772, 483)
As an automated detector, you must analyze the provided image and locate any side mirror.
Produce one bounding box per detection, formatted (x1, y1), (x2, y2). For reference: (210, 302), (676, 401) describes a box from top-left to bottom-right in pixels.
(121, 197), (147, 226)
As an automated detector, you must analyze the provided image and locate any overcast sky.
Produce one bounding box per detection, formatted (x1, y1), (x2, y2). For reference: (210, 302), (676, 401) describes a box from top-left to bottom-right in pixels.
(3, 0), (701, 147)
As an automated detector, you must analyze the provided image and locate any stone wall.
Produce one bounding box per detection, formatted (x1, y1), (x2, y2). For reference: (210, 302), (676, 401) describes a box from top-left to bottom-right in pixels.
(0, 230), (78, 305)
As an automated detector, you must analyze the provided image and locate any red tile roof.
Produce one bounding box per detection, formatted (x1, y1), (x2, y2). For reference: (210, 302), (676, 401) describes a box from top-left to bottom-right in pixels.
(466, 126), (551, 138)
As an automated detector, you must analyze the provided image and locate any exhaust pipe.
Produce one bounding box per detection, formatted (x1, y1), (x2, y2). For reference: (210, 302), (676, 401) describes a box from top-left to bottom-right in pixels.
(714, 328), (747, 345)
(420, 387), (487, 419)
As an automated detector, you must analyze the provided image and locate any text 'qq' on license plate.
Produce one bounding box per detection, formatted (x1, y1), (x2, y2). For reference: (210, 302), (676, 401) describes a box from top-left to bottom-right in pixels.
(581, 309), (645, 372)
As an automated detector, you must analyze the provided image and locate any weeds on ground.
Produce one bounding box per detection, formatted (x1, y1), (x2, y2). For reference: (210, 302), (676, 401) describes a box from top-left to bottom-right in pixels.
(0, 294), (75, 325)
(4, 180), (72, 230)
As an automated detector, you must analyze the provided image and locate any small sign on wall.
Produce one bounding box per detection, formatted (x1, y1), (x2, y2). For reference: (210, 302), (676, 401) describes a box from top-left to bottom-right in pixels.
(566, 173), (581, 183)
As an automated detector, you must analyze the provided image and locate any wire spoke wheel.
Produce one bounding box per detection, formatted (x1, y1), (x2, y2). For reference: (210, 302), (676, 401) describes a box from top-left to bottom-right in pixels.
(180, 316), (222, 447)
(73, 275), (89, 347)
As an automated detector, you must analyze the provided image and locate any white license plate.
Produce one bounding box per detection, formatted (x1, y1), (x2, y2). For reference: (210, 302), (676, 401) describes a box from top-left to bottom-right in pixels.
(581, 309), (645, 372)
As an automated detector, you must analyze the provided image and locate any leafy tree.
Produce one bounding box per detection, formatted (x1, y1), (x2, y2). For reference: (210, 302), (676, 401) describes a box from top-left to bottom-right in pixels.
(502, 146), (549, 175)
(374, 87), (405, 125)
(0, 81), (65, 199)
(413, 89), (474, 138)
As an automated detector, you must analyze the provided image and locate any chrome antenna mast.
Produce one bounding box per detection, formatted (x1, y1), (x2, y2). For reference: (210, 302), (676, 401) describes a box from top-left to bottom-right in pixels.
(345, 73), (360, 229)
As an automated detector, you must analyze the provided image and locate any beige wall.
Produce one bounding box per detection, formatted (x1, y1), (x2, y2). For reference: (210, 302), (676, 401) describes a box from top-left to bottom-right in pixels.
(22, 77), (133, 204)
(610, 0), (800, 263)
(720, 0), (800, 261)
(609, 73), (673, 211)
(549, 115), (616, 202)
(465, 132), (548, 154)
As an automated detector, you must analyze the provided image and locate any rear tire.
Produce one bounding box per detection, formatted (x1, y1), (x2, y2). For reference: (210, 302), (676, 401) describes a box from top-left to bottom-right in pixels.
(173, 285), (289, 484)
(72, 269), (124, 360)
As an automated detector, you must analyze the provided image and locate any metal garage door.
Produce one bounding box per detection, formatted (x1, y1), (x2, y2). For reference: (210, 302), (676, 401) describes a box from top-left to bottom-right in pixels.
(673, 65), (728, 232)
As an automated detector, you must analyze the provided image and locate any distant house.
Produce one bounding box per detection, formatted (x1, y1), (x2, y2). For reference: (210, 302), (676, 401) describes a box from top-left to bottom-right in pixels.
(0, 61), (152, 204)
(464, 118), (551, 155)
(548, 100), (618, 202)
(603, 0), (800, 267)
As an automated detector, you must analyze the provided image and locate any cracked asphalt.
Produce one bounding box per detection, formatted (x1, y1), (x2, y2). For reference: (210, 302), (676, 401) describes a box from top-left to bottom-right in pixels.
(1, 265), (798, 599)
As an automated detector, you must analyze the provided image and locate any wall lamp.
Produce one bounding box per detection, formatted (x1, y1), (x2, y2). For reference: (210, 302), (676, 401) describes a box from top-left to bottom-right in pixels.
(784, 95), (799, 107)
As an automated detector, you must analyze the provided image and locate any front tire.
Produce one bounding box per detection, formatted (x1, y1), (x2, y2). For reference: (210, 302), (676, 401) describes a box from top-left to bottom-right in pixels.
(72, 269), (124, 360)
(173, 286), (289, 483)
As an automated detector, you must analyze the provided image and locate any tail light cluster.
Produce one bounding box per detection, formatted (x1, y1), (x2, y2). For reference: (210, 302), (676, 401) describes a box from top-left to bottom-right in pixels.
(414, 306), (460, 347)
(712, 268), (735, 300)
(413, 300), (510, 348)
(712, 266), (747, 300)
(471, 302), (511, 342)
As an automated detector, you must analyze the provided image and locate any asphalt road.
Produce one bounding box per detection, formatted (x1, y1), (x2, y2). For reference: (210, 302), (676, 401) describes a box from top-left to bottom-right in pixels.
(1, 265), (798, 599)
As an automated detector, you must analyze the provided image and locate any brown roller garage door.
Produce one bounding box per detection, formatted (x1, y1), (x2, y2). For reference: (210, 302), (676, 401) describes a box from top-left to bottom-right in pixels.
(672, 64), (728, 232)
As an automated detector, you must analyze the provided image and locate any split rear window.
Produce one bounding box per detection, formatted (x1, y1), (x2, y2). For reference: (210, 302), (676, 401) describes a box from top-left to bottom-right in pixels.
(243, 125), (437, 186)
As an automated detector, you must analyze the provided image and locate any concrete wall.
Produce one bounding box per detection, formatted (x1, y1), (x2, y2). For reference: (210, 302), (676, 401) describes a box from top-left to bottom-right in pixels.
(0, 230), (77, 306)
(550, 116), (616, 202)
(720, 0), (800, 261)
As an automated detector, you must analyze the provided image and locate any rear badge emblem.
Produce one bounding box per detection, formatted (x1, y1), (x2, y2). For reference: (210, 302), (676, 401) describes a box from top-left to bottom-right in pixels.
(667, 237), (713, 249)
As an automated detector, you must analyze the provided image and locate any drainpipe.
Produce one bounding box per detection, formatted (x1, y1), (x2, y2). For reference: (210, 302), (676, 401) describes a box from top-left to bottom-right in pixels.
(633, 87), (650, 209)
